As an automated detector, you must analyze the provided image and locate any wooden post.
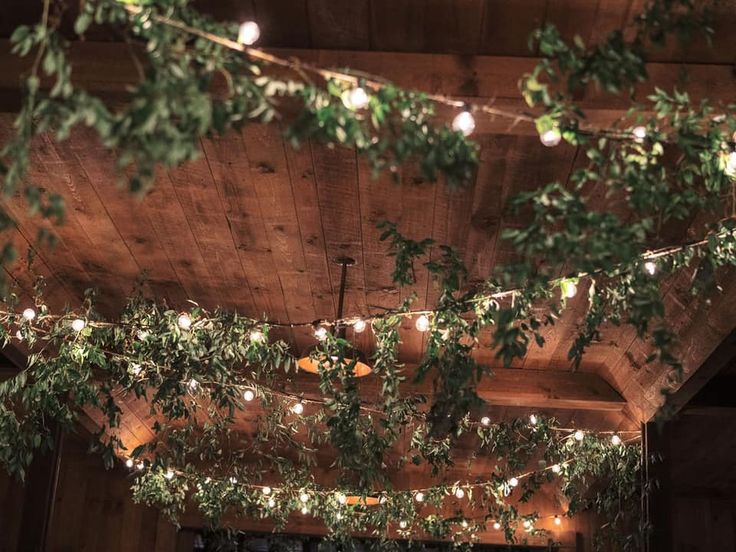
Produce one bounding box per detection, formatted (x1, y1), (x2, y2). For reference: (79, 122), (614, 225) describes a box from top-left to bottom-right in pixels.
(645, 421), (673, 552)
(17, 423), (64, 551)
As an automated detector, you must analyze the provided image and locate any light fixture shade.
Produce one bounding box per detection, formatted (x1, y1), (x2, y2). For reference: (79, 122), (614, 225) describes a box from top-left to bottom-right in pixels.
(297, 346), (372, 378)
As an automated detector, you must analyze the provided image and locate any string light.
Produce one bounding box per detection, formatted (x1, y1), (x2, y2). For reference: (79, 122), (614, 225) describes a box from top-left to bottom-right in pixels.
(300, 492), (309, 503)
(551, 464), (561, 474)
(188, 378), (199, 390)
(164, 469), (175, 480)
(291, 402), (305, 415)
(415, 314), (430, 332)
(644, 260), (657, 275)
(314, 326), (328, 341)
(137, 330), (149, 341)
(493, 522), (501, 530)
(342, 87), (370, 110)
(22, 308), (35, 321)
(529, 414), (538, 425)
(561, 279), (578, 299)
(125, 458), (134, 468)
(574, 430), (585, 442)
(523, 520), (532, 529)
(177, 313), (192, 330)
(262, 486), (272, 495)
(352, 319), (367, 333)
(229, 477), (238, 484)
(237, 21), (260, 45)
(71, 318), (86, 332)
(611, 434), (622, 446)
(454, 488), (465, 499)
(414, 491), (425, 503)
(336, 492), (347, 505)
(554, 515), (562, 526)
(480, 416), (491, 426)
(508, 477), (519, 488)
(399, 520), (408, 529)
(451, 110), (476, 137)
(249, 329), (264, 343)
(131, 363), (142, 376)
(301, 506), (309, 515)
(461, 520), (469, 528)
(243, 389), (255, 402)
(726, 151), (736, 175)
(540, 128), (562, 147)
(136, 461), (145, 470)
(267, 497), (276, 508)
(14, 330), (22, 340)
(632, 125), (647, 143)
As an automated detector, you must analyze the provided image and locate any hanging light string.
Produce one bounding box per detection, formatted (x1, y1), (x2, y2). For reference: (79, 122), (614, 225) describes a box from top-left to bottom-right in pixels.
(116, 3), (673, 143)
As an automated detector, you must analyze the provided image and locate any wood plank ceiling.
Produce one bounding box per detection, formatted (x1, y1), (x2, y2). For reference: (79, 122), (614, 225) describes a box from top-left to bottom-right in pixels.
(2, 0), (736, 435)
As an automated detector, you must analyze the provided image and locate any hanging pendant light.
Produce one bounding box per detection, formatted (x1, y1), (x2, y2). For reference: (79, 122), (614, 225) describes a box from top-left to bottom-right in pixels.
(297, 257), (372, 377)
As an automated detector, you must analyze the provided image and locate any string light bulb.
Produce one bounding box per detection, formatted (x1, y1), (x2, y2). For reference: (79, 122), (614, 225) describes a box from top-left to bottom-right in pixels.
(529, 414), (538, 425)
(551, 464), (561, 474)
(644, 260), (657, 275)
(22, 308), (36, 321)
(523, 520), (532, 529)
(352, 319), (367, 333)
(188, 378), (199, 390)
(554, 515), (562, 526)
(291, 402), (304, 415)
(15, 330), (22, 341)
(131, 363), (142, 376)
(632, 125), (647, 143)
(454, 488), (465, 499)
(262, 486), (272, 495)
(177, 313), (192, 330)
(480, 416), (491, 426)
(461, 520), (469, 529)
(342, 87), (370, 110)
(249, 329), (264, 343)
(136, 461), (145, 470)
(415, 314), (430, 332)
(314, 326), (328, 341)
(71, 318), (86, 332)
(267, 497), (276, 508)
(452, 110), (476, 137)
(611, 434), (622, 446)
(237, 21), (260, 45)
(508, 477), (519, 488)
(301, 506), (309, 515)
(336, 492), (347, 505)
(493, 522), (501, 530)
(561, 279), (578, 299)
(125, 458), (134, 468)
(243, 389), (255, 402)
(229, 477), (238, 484)
(399, 520), (408, 529)
(574, 430), (585, 442)
(540, 128), (562, 147)
(164, 469), (175, 480)
(727, 151), (736, 175)
(414, 491), (425, 503)
(300, 492), (309, 503)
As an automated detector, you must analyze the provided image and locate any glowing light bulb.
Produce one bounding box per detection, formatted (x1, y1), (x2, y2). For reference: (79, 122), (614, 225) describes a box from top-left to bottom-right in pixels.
(337, 493), (347, 505)
(71, 318), (86, 332)
(204, 477), (211, 484)
(415, 491), (425, 503)
(461, 520), (469, 528)
(632, 126), (647, 143)
(529, 414), (538, 425)
(574, 430), (585, 442)
(727, 151), (736, 174)
(508, 477), (519, 488)
(480, 416), (491, 427)
(540, 128), (562, 147)
(137, 330), (149, 341)
(177, 313), (192, 330)
(15, 330), (22, 341)
(561, 279), (578, 299)
(300, 492), (309, 503)
(125, 458), (134, 468)
(611, 434), (622, 446)
(551, 464), (561, 474)
(188, 378), (199, 390)
(131, 363), (142, 376)
(243, 389), (255, 402)
(343, 87), (370, 110)
(336, 512), (343, 520)
(554, 515), (562, 526)
(314, 326), (328, 341)
(452, 110), (475, 137)
(399, 520), (408, 529)
(229, 476), (237, 484)
(523, 520), (532, 529)
(493, 522), (501, 530)
(301, 506), (309, 515)
(136, 461), (145, 470)
(237, 21), (260, 45)
(415, 314), (430, 332)
(267, 497), (276, 508)
(353, 319), (367, 333)
(454, 488), (465, 499)
(249, 329), (264, 343)
(292, 402), (304, 415)
(262, 486), (272, 495)
(644, 261), (657, 275)
(164, 469), (175, 480)
(22, 308), (36, 321)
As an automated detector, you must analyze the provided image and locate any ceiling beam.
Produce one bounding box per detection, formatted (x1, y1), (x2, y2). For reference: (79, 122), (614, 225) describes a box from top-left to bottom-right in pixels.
(0, 40), (733, 132)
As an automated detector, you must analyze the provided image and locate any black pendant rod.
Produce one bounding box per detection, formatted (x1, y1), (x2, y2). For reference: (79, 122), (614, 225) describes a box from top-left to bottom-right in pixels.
(333, 256), (355, 339)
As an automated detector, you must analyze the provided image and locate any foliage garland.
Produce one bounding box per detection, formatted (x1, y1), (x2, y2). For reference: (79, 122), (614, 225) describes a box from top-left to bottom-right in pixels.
(1, 0), (735, 549)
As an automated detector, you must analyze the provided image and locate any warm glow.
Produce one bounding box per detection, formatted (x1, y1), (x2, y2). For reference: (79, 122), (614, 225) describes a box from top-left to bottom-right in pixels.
(540, 128), (562, 147)
(237, 21), (261, 45)
(22, 308), (36, 321)
(415, 314), (430, 332)
(177, 313), (192, 330)
(452, 111), (475, 137)
(71, 318), (86, 332)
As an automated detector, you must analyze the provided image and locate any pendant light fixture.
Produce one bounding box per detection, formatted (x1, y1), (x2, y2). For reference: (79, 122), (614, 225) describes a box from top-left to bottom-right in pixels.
(297, 257), (372, 377)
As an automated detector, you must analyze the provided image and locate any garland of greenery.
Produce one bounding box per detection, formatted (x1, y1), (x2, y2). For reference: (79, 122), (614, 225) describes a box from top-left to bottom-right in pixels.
(1, 0), (734, 549)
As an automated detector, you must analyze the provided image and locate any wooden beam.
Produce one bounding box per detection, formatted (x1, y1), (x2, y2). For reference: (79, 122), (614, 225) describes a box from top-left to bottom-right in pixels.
(283, 365), (626, 412)
(0, 41), (733, 132)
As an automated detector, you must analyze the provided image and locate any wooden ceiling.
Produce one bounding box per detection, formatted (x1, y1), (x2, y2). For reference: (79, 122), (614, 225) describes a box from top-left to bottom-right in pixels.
(2, 0), (736, 438)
